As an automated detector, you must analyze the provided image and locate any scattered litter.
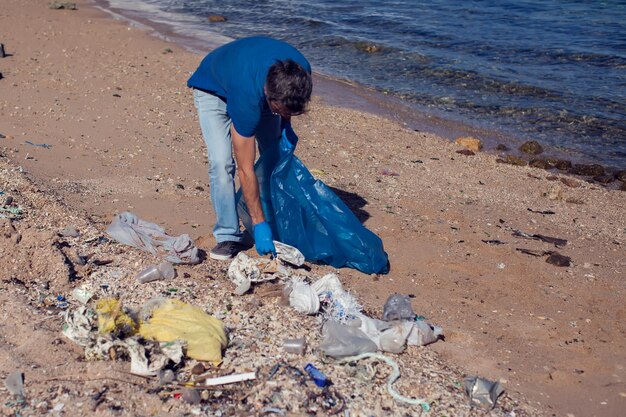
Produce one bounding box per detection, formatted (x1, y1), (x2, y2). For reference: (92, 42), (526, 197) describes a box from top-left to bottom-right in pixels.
(227, 252), (286, 295)
(283, 337), (307, 355)
(464, 376), (504, 410)
(49, 2), (77, 9)
(139, 299), (227, 363)
(24, 140), (52, 149)
(511, 229), (567, 248)
(0, 44), (5, 59)
(203, 371), (256, 387)
(274, 240), (305, 266)
(71, 287), (93, 304)
(181, 387), (201, 404)
(527, 208), (556, 215)
(382, 293), (415, 321)
(96, 298), (138, 337)
(319, 319), (377, 358)
(482, 239), (505, 245)
(496, 263), (506, 269)
(338, 353), (430, 411)
(106, 211), (199, 264)
(305, 363), (329, 387)
(288, 279), (320, 315)
(4, 371), (25, 398)
(515, 248), (547, 257)
(0, 206), (23, 219)
(136, 261), (176, 283)
(312, 273), (362, 322)
(310, 168), (326, 176)
(0, 133), (5, 138)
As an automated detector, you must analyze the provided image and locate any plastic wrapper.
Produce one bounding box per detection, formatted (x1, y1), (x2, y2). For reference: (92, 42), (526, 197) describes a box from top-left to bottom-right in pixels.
(288, 280), (320, 315)
(464, 376), (505, 409)
(382, 293), (415, 321)
(319, 320), (377, 358)
(237, 126), (389, 274)
(407, 321), (443, 347)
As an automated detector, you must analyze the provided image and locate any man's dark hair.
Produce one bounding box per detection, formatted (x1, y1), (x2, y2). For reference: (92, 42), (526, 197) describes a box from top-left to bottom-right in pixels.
(265, 59), (312, 116)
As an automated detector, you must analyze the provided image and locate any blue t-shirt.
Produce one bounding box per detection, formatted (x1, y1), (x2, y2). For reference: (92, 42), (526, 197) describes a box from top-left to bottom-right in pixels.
(188, 37), (311, 137)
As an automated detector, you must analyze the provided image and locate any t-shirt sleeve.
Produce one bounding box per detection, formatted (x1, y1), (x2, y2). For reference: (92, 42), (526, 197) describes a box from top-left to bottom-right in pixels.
(227, 91), (262, 137)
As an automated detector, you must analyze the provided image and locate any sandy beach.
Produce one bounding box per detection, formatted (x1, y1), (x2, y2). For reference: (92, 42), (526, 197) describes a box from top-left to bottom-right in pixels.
(1, 1), (625, 416)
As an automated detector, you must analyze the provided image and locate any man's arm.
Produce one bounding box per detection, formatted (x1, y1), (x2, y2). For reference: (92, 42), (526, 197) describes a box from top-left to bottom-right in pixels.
(231, 125), (265, 225)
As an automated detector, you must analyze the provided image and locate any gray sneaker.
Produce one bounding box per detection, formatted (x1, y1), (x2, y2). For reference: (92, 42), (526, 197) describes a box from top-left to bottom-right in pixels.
(209, 241), (243, 261)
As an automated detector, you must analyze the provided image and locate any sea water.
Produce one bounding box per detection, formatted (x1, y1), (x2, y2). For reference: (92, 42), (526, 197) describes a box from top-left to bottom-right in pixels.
(101, 0), (626, 168)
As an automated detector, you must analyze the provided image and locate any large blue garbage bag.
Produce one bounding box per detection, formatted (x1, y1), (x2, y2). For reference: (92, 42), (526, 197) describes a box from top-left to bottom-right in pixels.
(237, 126), (389, 274)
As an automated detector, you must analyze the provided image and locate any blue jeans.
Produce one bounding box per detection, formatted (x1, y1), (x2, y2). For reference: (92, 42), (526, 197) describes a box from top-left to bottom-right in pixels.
(193, 89), (281, 243)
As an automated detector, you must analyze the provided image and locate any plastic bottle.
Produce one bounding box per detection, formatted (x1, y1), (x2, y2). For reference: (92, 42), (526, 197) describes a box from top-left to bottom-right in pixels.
(283, 338), (307, 355)
(136, 262), (176, 283)
(304, 363), (328, 387)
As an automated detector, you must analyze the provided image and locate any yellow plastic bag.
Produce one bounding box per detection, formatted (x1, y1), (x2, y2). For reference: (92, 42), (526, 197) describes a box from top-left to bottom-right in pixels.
(95, 298), (138, 337)
(139, 299), (227, 363)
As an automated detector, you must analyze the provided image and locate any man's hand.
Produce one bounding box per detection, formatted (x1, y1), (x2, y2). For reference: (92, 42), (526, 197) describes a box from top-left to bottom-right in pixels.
(253, 221), (276, 256)
(231, 125), (265, 225)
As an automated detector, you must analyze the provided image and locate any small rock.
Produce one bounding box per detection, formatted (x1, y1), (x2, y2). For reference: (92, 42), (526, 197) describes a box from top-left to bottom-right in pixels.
(529, 158), (552, 169)
(560, 177), (580, 188)
(60, 226), (80, 237)
(593, 174), (614, 184)
(546, 252), (571, 267)
(544, 184), (564, 201)
(554, 159), (572, 171)
(456, 149), (475, 156)
(175, 183), (185, 190)
(615, 170), (626, 182)
(519, 140), (544, 155)
(455, 136), (482, 152)
(208, 15), (227, 22)
(569, 163), (604, 177)
(495, 144), (509, 151)
(496, 155), (527, 166)
(181, 387), (201, 404)
(4, 195), (13, 206)
(194, 186), (205, 192)
(191, 363), (205, 375)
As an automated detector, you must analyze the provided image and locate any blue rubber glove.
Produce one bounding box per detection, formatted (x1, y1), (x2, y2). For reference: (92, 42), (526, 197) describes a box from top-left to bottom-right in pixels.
(253, 221), (276, 257)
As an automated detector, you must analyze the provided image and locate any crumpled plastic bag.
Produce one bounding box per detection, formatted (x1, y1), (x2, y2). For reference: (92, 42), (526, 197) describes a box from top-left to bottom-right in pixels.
(464, 376), (505, 409)
(85, 336), (184, 377)
(382, 293), (415, 321)
(139, 299), (227, 364)
(227, 252), (288, 295)
(95, 298), (138, 338)
(274, 240), (305, 266)
(288, 279), (320, 315)
(407, 320), (443, 347)
(319, 319), (378, 358)
(106, 211), (199, 264)
(63, 305), (96, 346)
(311, 273), (361, 322)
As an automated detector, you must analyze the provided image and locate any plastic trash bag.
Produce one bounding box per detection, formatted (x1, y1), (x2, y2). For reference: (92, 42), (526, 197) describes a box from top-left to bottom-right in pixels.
(382, 293), (415, 321)
(319, 319), (378, 358)
(237, 126), (389, 274)
(106, 211), (199, 264)
(139, 299), (227, 364)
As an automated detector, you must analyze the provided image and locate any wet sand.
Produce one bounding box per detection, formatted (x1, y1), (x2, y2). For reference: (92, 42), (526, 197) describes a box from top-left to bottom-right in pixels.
(1, 1), (625, 416)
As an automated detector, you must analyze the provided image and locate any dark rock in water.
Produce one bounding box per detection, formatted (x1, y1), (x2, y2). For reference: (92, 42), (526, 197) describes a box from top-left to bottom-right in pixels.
(546, 252), (571, 267)
(519, 140), (544, 155)
(616, 170), (626, 182)
(554, 159), (572, 171)
(529, 158), (552, 169)
(456, 149), (475, 156)
(495, 144), (509, 151)
(49, 2), (77, 9)
(496, 155), (527, 166)
(593, 174), (614, 184)
(354, 41), (383, 53)
(208, 15), (227, 22)
(570, 163), (604, 177)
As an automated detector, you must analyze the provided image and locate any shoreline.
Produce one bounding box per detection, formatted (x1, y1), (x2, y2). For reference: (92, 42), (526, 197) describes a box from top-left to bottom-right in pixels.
(92, 0), (623, 173)
(1, 1), (625, 416)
